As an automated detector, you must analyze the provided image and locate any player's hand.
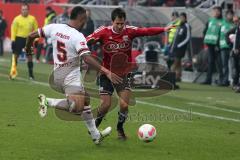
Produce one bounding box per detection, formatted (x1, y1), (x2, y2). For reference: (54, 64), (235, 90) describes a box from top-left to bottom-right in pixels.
(164, 25), (176, 32)
(105, 71), (123, 84)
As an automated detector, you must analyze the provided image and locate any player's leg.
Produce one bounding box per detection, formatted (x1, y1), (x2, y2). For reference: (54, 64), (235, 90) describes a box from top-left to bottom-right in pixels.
(114, 73), (132, 140)
(38, 94), (77, 117)
(27, 54), (34, 80)
(95, 94), (112, 127)
(18, 37), (34, 79)
(116, 89), (131, 140)
(64, 71), (111, 144)
(68, 92), (112, 144)
(95, 74), (114, 128)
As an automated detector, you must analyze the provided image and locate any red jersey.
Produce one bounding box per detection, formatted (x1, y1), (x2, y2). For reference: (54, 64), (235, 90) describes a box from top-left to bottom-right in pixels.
(86, 25), (165, 76)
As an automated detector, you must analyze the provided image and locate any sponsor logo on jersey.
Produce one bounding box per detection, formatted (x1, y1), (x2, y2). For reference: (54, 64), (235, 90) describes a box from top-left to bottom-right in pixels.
(103, 41), (131, 52)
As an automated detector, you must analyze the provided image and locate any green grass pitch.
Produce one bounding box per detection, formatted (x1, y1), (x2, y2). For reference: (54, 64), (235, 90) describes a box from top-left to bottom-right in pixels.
(0, 55), (240, 160)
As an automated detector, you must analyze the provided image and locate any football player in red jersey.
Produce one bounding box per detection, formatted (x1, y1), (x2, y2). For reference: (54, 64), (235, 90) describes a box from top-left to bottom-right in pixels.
(87, 8), (174, 140)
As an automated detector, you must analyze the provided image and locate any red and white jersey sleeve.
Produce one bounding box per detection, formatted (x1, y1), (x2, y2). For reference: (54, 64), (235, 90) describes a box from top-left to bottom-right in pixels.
(86, 26), (106, 44)
(126, 25), (165, 38)
(74, 34), (90, 56)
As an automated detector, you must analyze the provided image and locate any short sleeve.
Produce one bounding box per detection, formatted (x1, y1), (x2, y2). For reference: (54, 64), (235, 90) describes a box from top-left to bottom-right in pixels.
(75, 33), (90, 56)
(38, 24), (55, 38)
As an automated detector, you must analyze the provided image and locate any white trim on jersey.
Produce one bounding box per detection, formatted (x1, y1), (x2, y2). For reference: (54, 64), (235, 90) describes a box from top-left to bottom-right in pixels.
(126, 25), (138, 30)
(94, 26), (106, 33)
(77, 48), (90, 56)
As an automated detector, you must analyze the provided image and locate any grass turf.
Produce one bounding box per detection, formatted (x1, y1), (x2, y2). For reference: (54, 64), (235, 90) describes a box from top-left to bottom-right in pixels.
(0, 55), (240, 160)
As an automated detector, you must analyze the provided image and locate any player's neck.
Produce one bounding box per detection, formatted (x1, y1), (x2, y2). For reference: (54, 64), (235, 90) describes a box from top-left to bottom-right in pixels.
(21, 14), (28, 18)
(68, 21), (78, 30)
(112, 26), (123, 34)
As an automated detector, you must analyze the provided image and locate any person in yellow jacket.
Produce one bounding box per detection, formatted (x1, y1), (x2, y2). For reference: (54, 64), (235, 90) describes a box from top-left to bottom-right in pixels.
(164, 11), (181, 70)
(9, 3), (38, 80)
(44, 6), (56, 26)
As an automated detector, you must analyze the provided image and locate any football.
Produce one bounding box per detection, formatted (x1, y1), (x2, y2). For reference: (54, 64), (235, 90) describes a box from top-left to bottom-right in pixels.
(138, 124), (157, 142)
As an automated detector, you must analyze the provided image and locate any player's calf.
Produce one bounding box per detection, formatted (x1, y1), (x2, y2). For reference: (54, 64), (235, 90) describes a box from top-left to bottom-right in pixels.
(117, 110), (128, 140)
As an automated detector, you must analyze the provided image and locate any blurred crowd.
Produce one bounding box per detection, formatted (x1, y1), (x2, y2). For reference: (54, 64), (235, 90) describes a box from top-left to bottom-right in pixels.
(1, 0), (215, 7)
(67, 0), (207, 7)
(200, 6), (240, 93)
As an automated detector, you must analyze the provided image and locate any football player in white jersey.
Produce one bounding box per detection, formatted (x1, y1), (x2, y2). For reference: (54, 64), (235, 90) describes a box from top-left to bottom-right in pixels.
(25, 6), (122, 145)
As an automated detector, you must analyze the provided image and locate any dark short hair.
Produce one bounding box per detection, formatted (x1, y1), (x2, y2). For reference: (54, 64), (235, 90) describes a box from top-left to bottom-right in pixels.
(70, 6), (86, 20)
(213, 6), (222, 11)
(22, 2), (29, 9)
(180, 12), (187, 19)
(111, 8), (126, 21)
(172, 11), (179, 17)
(213, 6), (222, 18)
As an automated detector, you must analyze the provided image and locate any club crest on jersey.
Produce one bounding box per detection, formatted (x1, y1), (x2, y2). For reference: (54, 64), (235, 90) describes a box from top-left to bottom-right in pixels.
(123, 35), (129, 41)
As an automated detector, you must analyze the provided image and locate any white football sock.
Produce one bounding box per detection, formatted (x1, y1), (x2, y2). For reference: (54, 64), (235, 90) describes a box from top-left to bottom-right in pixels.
(46, 98), (74, 111)
(81, 106), (100, 140)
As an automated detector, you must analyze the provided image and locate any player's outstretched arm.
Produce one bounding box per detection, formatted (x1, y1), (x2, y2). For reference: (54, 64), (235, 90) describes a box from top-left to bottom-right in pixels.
(133, 25), (176, 37)
(82, 54), (123, 84)
(25, 31), (40, 55)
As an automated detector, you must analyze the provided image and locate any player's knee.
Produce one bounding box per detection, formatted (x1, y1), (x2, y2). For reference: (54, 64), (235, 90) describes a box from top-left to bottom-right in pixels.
(120, 101), (129, 111)
(101, 101), (111, 110)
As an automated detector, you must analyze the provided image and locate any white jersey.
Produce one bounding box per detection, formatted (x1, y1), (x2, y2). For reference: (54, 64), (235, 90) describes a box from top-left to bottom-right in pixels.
(38, 24), (89, 94)
(38, 23), (90, 70)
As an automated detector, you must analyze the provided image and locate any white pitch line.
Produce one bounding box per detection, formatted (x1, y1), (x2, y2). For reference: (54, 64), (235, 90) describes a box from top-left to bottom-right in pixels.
(2, 73), (240, 123)
(0, 73), (49, 87)
(137, 100), (240, 123)
(188, 102), (240, 114)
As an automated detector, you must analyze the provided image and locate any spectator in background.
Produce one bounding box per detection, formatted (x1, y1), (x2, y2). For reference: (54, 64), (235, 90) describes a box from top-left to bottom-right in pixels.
(54, 7), (69, 24)
(44, 6), (56, 26)
(201, 6), (223, 85)
(218, 10), (234, 86)
(80, 9), (95, 74)
(44, 6), (56, 64)
(0, 10), (7, 56)
(170, 12), (191, 82)
(164, 11), (181, 69)
(233, 15), (239, 26)
(226, 16), (240, 92)
(9, 3), (38, 80)
(81, 8), (94, 37)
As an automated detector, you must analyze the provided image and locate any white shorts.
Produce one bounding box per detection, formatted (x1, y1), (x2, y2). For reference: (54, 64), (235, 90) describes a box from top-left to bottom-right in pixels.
(49, 68), (84, 95)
